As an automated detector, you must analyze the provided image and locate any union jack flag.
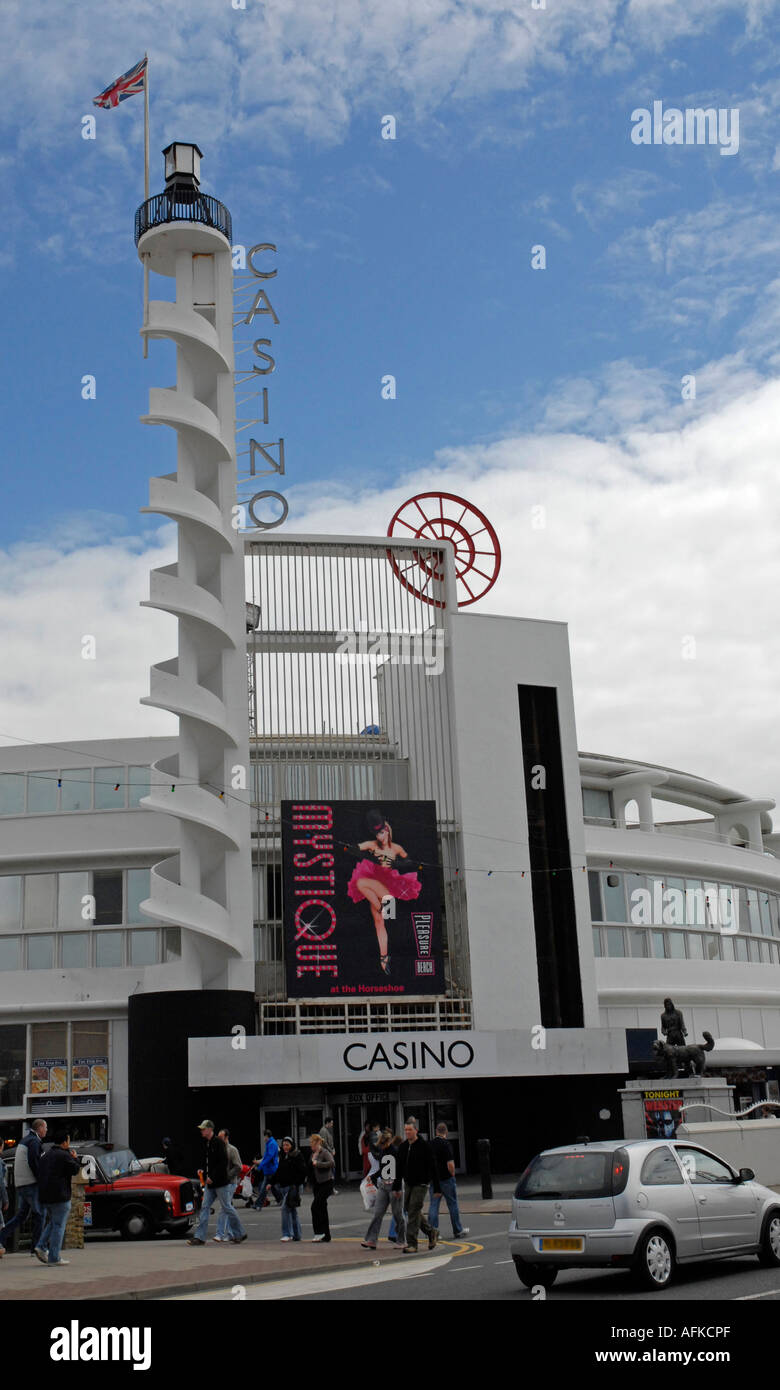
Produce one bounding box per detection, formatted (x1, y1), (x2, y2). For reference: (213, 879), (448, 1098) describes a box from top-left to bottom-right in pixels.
(93, 56), (147, 109)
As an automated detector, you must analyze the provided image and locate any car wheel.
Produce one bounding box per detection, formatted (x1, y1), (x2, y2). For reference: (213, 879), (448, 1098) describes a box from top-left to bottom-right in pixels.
(119, 1209), (154, 1240)
(758, 1210), (780, 1267)
(513, 1258), (558, 1289)
(633, 1228), (675, 1290)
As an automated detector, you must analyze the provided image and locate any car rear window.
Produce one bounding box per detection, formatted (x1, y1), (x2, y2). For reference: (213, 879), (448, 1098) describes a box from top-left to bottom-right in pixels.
(515, 1150), (626, 1200)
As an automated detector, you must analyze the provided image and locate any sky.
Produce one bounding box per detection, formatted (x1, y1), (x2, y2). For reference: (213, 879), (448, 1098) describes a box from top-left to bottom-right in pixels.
(1, 0), (779, 816)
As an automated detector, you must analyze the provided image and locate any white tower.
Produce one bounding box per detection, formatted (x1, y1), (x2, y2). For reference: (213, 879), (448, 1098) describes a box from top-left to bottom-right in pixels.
(135, 143), (254, 992)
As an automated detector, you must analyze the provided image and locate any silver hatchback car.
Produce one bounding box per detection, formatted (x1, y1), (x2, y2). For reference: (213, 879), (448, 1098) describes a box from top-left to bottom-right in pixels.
(509, 1137), (780, 1291)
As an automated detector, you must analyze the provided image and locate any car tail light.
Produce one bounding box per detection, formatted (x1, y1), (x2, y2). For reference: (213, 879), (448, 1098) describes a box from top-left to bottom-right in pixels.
(611, 1148), (629, 1195)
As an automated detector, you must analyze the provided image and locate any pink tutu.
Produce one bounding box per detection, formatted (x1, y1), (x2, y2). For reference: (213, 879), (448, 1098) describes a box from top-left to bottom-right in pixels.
(347, 859), (422, 904)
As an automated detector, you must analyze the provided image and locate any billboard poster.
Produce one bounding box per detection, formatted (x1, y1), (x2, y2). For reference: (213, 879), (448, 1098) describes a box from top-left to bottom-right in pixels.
(31, 1058), (68, 1095)
(282, 800), (444, 997)
(642, 1088), (684, 1139)
(72, 1056), (109, 1093)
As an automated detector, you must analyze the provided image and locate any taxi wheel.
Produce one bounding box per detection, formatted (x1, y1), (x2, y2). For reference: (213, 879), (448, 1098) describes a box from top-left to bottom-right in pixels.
(513, 1258), (558, 1289)
(633, 1228), (675, 1290)
(758, 1210), (780, 1266)
(119, 1209), (154, 1240)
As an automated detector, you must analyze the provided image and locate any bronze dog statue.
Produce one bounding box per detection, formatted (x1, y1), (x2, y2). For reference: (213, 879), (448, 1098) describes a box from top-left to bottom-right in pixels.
(652, 1031), (715, 1078)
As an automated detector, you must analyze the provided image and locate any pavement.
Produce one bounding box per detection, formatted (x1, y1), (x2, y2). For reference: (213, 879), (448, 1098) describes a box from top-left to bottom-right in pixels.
(0, 1179), (514, 1301)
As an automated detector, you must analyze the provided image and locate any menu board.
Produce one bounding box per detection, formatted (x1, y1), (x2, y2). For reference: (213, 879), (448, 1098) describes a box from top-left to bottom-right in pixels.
(72, 1056), (109, 1093)
(31, 1058), (68, 1095)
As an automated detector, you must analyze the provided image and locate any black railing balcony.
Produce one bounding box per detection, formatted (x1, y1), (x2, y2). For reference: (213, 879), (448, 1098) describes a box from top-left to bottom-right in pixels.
(134, 186), (232, 246)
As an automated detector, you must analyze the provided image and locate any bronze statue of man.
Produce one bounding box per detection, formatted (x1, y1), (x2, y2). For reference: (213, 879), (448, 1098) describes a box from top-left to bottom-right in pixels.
(661, 997), (687, 1047)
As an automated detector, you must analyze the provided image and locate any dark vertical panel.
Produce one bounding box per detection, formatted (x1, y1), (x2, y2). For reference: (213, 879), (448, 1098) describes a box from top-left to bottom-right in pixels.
(128, 991), (257, 1174)
(518, 684), (584, 1028)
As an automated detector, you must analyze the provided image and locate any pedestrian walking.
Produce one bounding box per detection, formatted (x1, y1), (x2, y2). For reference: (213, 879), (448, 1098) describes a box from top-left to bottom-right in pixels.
(392, 1119), (438, 1254)
(187, 1120), (247, 1246)
(387, 1131), (406, 1243)
(34, 1130), (81, 1267)
(214, 1128), (243, 1242)
(277, 1137), (307, 1242)
(359, 1120), (375, 1176)
(319, 1115), (339, 1193)
(428, 1122), (469, 1238)
(361, 1129), (405, 1249)
(249, 1129), (281, 1209)
(0, 1118), (47, 1256)
(161, 1136), (186, 1176)
(0, 1141), (8, 1257)
(308, 1133), (335, 1242)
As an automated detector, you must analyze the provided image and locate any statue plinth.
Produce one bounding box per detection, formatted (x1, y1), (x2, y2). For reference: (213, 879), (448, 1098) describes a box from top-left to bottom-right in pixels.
(619, 1076), (735, 1141)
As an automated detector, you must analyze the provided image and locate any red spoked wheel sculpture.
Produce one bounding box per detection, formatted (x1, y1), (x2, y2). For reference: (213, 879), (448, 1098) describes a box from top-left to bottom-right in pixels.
(387, 492), (501, 607)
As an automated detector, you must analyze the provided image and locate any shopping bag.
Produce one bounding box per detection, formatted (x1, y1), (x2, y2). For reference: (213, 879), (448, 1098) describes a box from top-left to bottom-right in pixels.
(240, 1175), (253, 1200)
(360, 1176), (377, 1211)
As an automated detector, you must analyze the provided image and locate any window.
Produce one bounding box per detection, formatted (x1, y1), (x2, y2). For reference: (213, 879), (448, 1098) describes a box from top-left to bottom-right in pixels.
(592, 928), (602, 957)
(27, 772), (58, 813)
(588, 871), (603, 922)
(58, 872), (90, 928)
(582, 788), (612, 821)
(0, 773), (25, 815)
(0, 936), (21, 971)
(351, 764), (378, 799)
(128, 766), (151, 808)
(602, 873), (626, 922)
(27, 935), (54, 969)
(0, 1024), (25, 1104)
(164, 928), (181, 962)
(126, 869), (151, 925)
(704, 934), (720, 960)
(252, 762), (273, 804)
(734, 937), (749, 962)
(651, 931), (666, 958)
(60, 768), (91, 812)
(676, 1148), (734, 1184)
(281, 764), (308, 799)
(605, 928), (625, 958)
(62, 933), (90, 968)
(314, 764), (344, 798)
(30, 1022), (67, 1096)
(94, 767), (125, 810)
(72, 1022), (109, 1094)
(668, 932), (686, 959)
(93, 870), (123, 926)
(24, 874), (56, 931)
(95, 931), (123, 967)
(687, 934), (704, 960)
(629, 929), (648, 958)
(129, 930), (157, 967)
(0, 876), (21, 929)
(640, 1146), (684, 1186)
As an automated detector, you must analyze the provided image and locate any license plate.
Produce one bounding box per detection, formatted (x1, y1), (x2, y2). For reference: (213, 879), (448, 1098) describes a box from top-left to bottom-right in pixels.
(83, 1202), (92, 1228)
(185, 1202), (194, 1212)
(535, 1236), (583, 1252)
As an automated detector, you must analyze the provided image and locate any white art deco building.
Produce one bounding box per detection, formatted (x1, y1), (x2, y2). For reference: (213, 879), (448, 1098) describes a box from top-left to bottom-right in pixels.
(0, 149), (778, 1175)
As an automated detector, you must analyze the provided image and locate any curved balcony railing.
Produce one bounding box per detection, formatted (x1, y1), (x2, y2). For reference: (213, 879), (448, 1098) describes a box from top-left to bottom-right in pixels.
(135, 187), (232, 246)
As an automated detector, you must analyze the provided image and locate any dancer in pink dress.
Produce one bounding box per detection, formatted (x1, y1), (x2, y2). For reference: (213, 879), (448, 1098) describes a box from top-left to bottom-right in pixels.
(347, 811), (422, 975)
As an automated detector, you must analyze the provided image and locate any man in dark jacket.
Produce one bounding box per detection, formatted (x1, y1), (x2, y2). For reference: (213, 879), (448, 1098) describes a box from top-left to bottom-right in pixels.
(1, 1118), (47, 1254)
(34, 1130), (81, 1267)
(392, 1120), (438, 1253)
(187, 1120), (247, 1246)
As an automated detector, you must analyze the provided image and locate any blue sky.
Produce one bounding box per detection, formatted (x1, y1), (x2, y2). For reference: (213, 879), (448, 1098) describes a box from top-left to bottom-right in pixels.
(2, 0), (780, 808)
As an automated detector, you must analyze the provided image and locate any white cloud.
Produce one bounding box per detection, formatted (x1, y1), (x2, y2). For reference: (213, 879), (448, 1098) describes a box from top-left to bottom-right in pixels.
(4, 371), (780, 822)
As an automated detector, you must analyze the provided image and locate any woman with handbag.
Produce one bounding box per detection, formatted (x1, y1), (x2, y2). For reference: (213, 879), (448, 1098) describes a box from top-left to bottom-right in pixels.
(308, 1133), (336, 1242)
(276, 1137), (307, 1242)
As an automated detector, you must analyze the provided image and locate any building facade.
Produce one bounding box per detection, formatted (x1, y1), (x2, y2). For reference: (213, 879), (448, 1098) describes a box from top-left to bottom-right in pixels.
(2, 151), (778, 1175)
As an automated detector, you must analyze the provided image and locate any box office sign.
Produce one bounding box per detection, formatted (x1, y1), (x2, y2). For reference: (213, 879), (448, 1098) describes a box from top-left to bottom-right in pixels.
(282, 800), (444, 997)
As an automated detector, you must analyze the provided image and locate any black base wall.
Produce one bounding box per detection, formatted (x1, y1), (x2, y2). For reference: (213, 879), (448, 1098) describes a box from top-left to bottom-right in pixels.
(127, 990), (257, 1176)
(461, 1074), (625, 1176)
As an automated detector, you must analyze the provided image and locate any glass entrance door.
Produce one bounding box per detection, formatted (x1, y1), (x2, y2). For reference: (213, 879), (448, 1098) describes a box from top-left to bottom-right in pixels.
(336, 1099), (396, 1179)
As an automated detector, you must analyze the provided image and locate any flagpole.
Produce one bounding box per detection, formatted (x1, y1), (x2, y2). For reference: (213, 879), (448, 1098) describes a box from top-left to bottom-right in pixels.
(143, 53), (150, 359)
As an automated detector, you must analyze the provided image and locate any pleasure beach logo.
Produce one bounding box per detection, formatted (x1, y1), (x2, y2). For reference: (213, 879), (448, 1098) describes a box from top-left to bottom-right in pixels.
(631, 102), (739, 156)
